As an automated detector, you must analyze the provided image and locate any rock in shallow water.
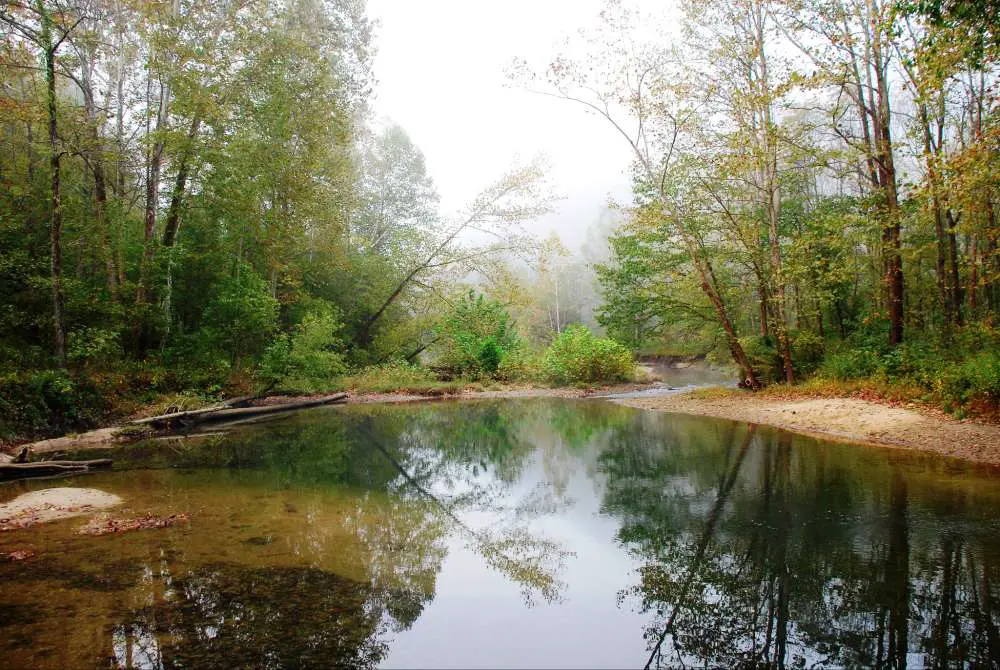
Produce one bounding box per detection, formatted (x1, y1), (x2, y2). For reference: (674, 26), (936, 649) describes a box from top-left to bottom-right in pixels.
(0, 487), (122, 531)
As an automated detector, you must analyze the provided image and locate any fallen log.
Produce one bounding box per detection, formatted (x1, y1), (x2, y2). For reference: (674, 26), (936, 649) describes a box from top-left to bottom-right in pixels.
(0, 459), (113, 481)
(37, 459), (113, 468)
(0, 463), (88, 479)
(132, 393), (349, 429)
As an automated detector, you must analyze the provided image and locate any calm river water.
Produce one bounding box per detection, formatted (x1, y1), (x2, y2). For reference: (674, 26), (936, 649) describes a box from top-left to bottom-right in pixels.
(1, 398), (999, 668)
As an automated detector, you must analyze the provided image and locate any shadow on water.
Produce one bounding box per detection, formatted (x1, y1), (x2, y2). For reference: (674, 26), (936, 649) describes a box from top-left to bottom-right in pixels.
(1, 398), (1000, 668)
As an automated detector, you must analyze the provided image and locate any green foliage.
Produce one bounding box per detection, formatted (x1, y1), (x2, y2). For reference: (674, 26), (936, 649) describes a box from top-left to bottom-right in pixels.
(737, 336), (781, 384)
(0, 370), (110, 441)
(496, 348), (548, 384)
(67, 327), (122, 367)
(259, 302), (348, 392)
(543, 325), (635, 385)
(938, 353), (1000, 409)
(790, 331), (825, 376)
(201, 265), (280, 364)
(815, 322), (1000, 415)
(434, 291), (521, 379)
(340, 360), (465, 394)
(819, 349), (883, 381)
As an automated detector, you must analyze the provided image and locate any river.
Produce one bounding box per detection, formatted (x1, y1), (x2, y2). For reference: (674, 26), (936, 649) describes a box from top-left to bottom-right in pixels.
(1, 398), (998, 668)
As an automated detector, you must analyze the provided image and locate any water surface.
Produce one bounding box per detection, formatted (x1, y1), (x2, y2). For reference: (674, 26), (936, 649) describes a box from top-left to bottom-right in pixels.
(1, 399), (999, 668)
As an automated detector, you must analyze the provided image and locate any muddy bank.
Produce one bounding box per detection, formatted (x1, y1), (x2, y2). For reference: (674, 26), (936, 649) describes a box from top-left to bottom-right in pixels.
(618, 391), (1000, 466)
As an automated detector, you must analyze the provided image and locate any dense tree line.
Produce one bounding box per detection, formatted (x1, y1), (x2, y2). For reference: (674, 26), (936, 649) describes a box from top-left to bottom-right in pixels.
(521, 0), (1000, 397)
(0, 0), (563, 438)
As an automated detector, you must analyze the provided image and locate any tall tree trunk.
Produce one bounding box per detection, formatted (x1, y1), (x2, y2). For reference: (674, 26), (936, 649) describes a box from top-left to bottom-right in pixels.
(80, 53), (118, 301)
(947, 209), (963, 324)
(868, 0), (904, 346)
(758, 279), (770, 338)
(136, 41), (172, 309)
(987, 202), (999, 313)
(696, 255), (760, 389)
(752, 2), (793, 382)
(918, 103), (952, 325)
(39, 1), (65, 365)
(969, 234), (979, 314)
(162, 116), (201, 247)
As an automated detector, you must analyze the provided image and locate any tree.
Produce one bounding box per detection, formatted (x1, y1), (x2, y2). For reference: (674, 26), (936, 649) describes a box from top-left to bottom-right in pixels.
(355, 159), (553, 348)
(515, 4), (764, 387)
(433, 290), (521, 378)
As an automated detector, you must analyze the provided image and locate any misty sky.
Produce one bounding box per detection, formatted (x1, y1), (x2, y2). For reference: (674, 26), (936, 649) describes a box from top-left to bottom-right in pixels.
(367, 0), (638, 249)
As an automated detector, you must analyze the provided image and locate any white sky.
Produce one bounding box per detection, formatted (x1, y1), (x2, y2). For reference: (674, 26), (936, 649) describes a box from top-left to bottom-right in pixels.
(367, 0), (638, 249)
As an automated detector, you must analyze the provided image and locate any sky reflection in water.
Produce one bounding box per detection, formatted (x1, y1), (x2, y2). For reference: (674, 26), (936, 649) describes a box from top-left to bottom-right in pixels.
(1, 398), (999, 669)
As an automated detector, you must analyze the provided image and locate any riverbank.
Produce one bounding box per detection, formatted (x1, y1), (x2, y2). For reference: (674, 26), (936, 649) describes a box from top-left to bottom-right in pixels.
(617, 389), (1000, 466)
(4, 382), (658, 455)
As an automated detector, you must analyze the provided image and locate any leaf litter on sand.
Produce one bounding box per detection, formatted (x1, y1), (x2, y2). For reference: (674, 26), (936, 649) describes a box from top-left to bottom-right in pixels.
(0, 488), (122, 531)
(79, 512), (190, 536)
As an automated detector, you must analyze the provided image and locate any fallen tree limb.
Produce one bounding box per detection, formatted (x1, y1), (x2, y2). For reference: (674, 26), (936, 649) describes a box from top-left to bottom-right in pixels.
(0, 463), (87, 479)
(132, 393), (349, 429)
(37, 459), (113, 468)
(0, 459), (113, 481)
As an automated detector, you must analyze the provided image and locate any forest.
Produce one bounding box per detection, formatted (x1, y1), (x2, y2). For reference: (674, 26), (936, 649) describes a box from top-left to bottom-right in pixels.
(1, 0), (999, 441)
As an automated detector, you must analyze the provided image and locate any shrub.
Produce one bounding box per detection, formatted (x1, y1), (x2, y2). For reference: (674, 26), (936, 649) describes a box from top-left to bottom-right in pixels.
(543, 325), (634, 384)
(259, 303), (348, 392)
(342, 360), (439, 392)
(201, 264), (279, 364)
(0, 369), (110, 441)
(819, 349), (880, 381)
(791, 331), (825, 376)
(434, 291), (521, 379)
(938, 352), (1000, 409)
(496, 348), (547, 383)
(738, 335), (782, 384)
(67, 327), (122, 367)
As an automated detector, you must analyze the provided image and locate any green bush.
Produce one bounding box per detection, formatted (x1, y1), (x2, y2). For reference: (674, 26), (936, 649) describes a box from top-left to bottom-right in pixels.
(0, 369), (110, 441)
(738, 335), (782, 384)
(819, 348), (882, 381)
(543, 325), (634, 384)
(791, 330), (825, 376)
(434, 291), (521, 379)
(938, 352), (1000, 409)
(67, 327), (122, 367)
(341, 360), (439, 392)
(201, 264), (279, 364)
(495, 348), (547, 383)
(259, 302), (348, 392)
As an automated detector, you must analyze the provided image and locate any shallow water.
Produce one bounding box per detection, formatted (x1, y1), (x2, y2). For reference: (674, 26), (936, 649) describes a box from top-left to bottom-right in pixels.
(2, 398), (1000, 668)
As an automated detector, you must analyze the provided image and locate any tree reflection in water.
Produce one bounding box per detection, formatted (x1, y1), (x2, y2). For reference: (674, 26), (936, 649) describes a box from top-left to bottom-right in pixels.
(109, 565), (389, 669)
(4, 400), (1000, 669)
(601, 415), (1000, 668)
(87, 400), (585, 668)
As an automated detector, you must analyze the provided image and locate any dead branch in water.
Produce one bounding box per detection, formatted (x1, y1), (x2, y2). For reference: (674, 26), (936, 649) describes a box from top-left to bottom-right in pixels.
(132, 393), (348, 430)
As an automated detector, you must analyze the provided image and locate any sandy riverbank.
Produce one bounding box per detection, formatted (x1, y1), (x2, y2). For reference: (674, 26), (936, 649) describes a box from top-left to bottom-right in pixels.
(617, 392), (1000, 466)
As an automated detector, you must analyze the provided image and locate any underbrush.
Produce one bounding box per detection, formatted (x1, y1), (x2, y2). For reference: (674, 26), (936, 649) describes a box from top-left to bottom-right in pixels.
(809, 323), (1000, 419)
(337, 361), (473, 394)
(0, 368), (160, 443)
(2, 323), (641, 442)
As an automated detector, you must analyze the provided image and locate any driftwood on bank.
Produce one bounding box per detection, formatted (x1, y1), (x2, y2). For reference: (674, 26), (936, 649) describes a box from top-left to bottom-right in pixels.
(132, 393), (348, 430)
(8, 393), (350, 459)
(0, 458), (113, 481)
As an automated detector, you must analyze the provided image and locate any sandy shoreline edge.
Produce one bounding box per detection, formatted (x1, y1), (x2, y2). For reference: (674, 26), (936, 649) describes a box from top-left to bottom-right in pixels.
(9, 384), (1000, 468)
(615, 392), (1000, 467)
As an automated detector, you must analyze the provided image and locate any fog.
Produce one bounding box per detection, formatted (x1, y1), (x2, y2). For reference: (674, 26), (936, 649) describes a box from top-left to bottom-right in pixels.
(368, 0), (641, 252)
